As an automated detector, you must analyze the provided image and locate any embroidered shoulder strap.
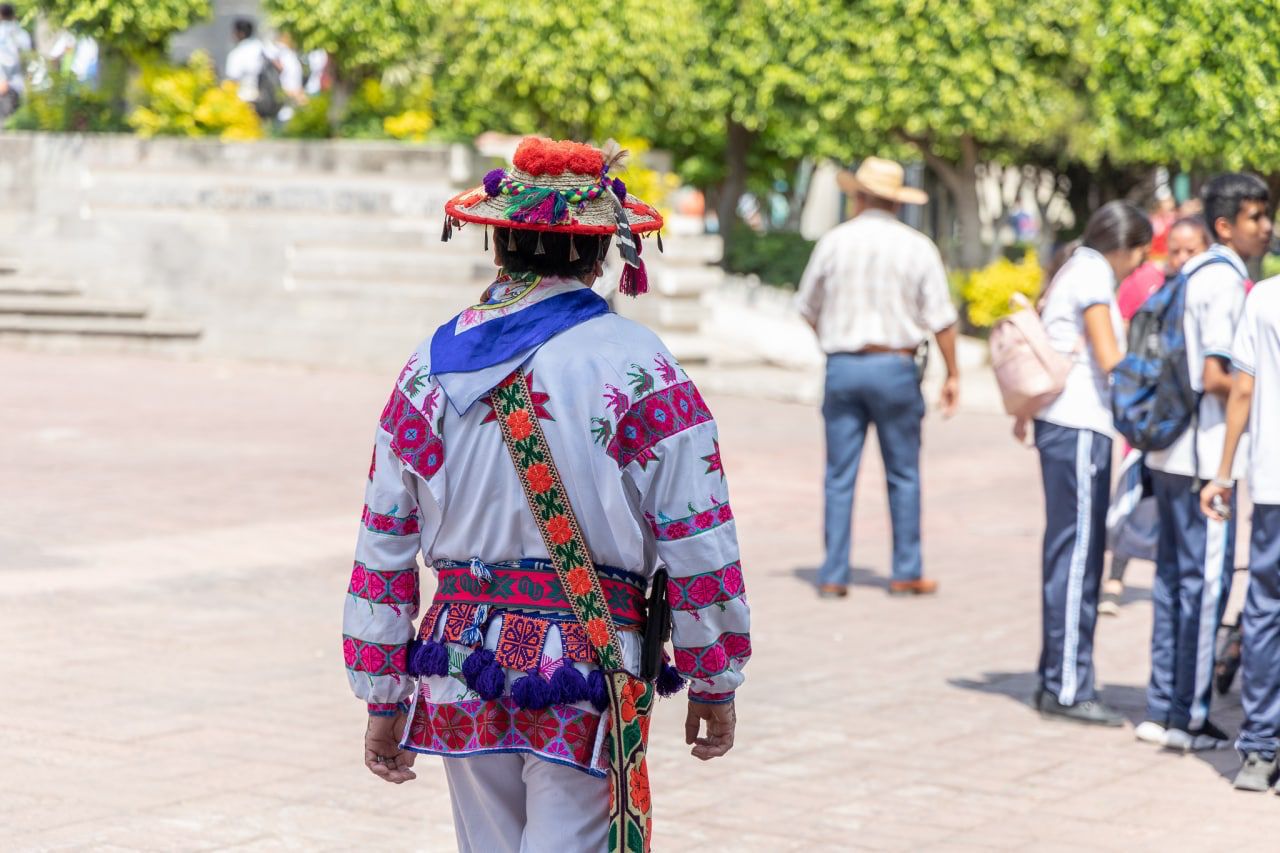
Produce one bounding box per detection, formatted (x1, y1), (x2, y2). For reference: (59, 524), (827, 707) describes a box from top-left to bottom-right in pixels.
(492, 368), (655, 853)
(491, 369), (624, 668)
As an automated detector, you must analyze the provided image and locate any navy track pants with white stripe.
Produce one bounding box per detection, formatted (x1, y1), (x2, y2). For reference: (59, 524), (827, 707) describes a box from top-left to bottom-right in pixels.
(1239, 504), (1280, 759)
(1147, 470), (1235, 731)
(1035, 421), (1111, 705)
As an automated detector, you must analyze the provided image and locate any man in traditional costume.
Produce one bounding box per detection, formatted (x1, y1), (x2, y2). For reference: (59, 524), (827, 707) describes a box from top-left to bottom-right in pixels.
(342, 137), (751, 852)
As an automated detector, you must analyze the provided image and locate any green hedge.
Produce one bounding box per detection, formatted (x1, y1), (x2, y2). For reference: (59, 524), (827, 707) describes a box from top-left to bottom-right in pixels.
(723, 224), (815, 289)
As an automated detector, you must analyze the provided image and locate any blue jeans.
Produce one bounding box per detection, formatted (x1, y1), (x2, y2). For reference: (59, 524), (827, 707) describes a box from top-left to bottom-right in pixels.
(818, 352), (924, 586)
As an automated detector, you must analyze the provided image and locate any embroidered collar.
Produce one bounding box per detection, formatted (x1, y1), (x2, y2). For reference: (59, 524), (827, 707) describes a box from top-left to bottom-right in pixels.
(430, 272), (610, 414)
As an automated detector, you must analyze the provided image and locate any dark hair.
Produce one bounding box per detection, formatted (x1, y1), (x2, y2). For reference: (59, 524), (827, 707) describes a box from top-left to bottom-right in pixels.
(0, 4), (15, 20)
(1168, 215), (1212, 247)
(233, 18), (255, 39)
(1081, 200), (1153, 255)
(1202, 173), (1270, 242)
(493, 228), (611, 279)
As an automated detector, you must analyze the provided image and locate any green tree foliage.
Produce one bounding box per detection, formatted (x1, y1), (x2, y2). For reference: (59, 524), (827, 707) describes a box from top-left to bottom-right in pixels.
(262, 0), (428, 82)
(825, 0), (1090, 267)
(36, 0), (210, 52)
(1083, 1), (1280, 172)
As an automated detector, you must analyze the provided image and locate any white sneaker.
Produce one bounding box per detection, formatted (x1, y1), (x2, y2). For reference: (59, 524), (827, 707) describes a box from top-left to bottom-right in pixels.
(1135, 720), (1168, 745)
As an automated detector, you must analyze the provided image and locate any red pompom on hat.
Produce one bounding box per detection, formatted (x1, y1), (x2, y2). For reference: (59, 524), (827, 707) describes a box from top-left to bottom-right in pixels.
(512, 137), (606, 178)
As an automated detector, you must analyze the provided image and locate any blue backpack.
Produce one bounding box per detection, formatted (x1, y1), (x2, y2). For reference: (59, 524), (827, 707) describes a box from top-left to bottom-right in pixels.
(1111, 256), (1233, 452)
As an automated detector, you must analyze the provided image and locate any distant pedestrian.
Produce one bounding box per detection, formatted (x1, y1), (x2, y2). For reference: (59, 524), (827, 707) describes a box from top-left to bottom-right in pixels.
(795, 156), (960, 599)
(1140, 174), (1272, 752)
(1028, 201), (1151, 727)
(271, 32), (306, 122)
(1201, 265), (1280, 792)
(224, 18), (280, 119)
(0, 3), (32, 121)
(1101, 215), (1212, 617)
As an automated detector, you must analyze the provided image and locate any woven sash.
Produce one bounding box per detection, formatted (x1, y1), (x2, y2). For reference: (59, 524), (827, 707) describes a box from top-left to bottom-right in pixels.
(492, 369), (655, 853)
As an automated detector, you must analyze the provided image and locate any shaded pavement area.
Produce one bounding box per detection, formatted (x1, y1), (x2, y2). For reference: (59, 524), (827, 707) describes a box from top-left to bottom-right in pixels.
(3, 347), (1279, 851)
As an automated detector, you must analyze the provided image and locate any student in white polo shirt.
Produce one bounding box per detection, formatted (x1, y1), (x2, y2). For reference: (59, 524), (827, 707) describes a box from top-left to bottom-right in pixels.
(1142, 174), (1273, 752)
(1029, 201), (1151, 727)
(1203, 274), (1280, 791)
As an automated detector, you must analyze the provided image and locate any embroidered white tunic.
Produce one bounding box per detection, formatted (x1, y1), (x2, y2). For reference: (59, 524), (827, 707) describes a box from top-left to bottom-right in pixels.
(343, 277), (751, 775)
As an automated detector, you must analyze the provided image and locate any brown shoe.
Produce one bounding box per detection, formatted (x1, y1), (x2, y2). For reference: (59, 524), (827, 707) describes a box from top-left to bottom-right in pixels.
(888, 578), (938, 596)
(817, 583), (849, 599)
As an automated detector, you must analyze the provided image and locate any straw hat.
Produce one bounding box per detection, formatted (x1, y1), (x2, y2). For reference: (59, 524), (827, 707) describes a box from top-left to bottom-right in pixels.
(837, 157), (928, 205)
(444, 137), (663, 236)
(442, 136), (663, 295)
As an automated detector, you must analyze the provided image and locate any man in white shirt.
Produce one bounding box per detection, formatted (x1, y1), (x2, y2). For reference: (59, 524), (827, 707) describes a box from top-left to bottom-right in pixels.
(224, 18), (267, 110)
(1144, 173), (1272, 752)
(1203, 272), (1280, 791)
(795, 157), (960, 599)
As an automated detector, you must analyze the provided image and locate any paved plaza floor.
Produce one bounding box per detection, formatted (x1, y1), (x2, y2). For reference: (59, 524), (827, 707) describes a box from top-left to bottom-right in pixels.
(4, 346), (1280, 851)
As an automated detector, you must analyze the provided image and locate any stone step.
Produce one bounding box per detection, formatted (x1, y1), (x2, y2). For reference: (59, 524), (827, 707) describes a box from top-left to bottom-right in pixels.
(660, 332), (712, 366)
(0, 296), (148, 318)
(0, 257), (19, 275)
(0, 278), (83, 297)
(286, 244), (485, 280)
(651, 265), (724, 298)
(0, 315), (202, 339)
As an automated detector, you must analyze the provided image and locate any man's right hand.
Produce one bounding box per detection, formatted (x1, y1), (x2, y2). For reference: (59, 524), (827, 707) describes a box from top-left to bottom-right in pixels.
(685, 700), (736, 761)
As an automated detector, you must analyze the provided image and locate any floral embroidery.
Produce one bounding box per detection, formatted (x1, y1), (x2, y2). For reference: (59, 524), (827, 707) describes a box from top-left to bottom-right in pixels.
(667, 561), (745, 610)
(646, 497), (734, 541)
(481, 371), (553, 423)
(343, 635), (409, 676)
(606, 380), (714, 470)
(507, 409), (534, 441)
(404, 695), (602, 772)
(380, 386), (444, 480)
(547, 515), (573, 545)
(629, 759), (652, 814)
(672, 633), (751, 680)
(702, 439), (724, 480)
(526, 463), (554, 493)
(361, 505), (421, 536)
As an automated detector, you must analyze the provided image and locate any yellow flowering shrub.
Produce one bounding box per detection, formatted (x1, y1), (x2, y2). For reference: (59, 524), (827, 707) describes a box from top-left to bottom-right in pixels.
(960, 250), (1043, 329)
(383, 109), (433, 142)
(614, 138), (680, 222)
(129, 52), (262, 141)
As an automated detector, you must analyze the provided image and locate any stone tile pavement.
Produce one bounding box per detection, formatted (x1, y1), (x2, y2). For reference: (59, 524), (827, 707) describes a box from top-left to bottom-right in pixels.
(3, 347), (1280, 851)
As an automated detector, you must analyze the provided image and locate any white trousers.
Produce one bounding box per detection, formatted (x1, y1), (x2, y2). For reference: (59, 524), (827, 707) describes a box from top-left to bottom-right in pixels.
(443, 753), (610, 853)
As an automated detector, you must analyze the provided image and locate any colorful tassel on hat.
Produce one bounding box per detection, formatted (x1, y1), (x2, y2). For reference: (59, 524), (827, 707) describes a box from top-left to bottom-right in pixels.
(508, 228), (517, 251)
(484, 227), (489, 251)
(656, 231), (664, 253)
(568, 235), (579, 262)
(551, 663), (588, 704)
(618, 237), (648, 297)
(535, 232), (545, 255)
(440, 215), (453, 243)
(483, 168), (505, 197)
(512, 669), (555, 710)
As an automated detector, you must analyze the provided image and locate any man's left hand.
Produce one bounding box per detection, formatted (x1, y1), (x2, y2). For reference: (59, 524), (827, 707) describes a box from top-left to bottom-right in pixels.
(938, 376), (960, 418)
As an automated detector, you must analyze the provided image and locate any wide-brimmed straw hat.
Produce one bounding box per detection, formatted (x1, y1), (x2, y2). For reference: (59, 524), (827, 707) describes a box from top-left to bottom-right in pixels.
(442, 137), (663, 295)
(445, 137), (663, 236)
(837, 157), (928, 205)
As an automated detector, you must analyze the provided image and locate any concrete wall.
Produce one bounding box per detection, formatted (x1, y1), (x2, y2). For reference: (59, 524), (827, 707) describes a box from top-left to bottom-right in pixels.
(0, 132), (495, 369)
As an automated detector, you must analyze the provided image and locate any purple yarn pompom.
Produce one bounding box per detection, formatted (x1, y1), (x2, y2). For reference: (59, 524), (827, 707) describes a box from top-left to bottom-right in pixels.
(483, 168), (506, 197)
(586, 669), (609, 712)
(512, 670), (555, 710)
(475, 659), (507, 701)
(551, 664), (588, 704)
(409, 640), (450, 678)
(611, 178), (627, 204)
(656, 662), (686, 697)
(461, 648), (495, 691)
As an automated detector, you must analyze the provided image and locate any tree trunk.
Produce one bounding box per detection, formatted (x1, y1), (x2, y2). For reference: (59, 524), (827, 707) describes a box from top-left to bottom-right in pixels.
(98, 45), (131, 127)
(717, 117), (753, 264)
(918, 135), (983, 270)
